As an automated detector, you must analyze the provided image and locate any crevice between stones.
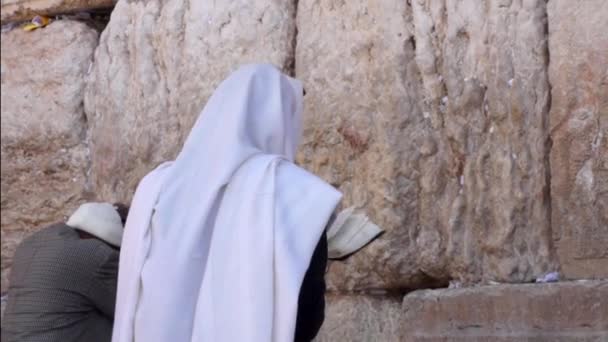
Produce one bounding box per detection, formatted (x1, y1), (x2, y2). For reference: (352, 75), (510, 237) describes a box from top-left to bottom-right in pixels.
(327, 272), (451, 298)
(542, 0), (555, 265)
(287, 0), (299, 77)
(80, 15), (110, 200)
(81, 63), (95, 201)
(327, 280), (450, 298)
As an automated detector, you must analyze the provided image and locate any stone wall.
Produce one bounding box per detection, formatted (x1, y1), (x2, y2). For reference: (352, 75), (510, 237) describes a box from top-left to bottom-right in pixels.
(1, 0), (607, 339)
(84, 0), (297, 202)
(298, 0), (556, 292)
(547, 0), (608, 280)
(318, 281), (608, 341)
(1, 0), (115, 23)
(1, 20), (98, 292)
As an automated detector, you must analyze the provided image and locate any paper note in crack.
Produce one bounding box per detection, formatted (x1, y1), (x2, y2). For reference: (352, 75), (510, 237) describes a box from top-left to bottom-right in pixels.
(327, 207), (383, 259)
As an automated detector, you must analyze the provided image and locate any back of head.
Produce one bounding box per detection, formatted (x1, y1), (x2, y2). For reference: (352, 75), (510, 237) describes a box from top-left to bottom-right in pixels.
(155, 64), (304, 231)
(177, 64), (303, 163)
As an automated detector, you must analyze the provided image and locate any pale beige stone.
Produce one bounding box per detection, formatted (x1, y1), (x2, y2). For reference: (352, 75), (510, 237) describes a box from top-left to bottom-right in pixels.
(296, 0), (436, 292)
(548, 0), (608, 280)
(412, 0), (555, 285)
(298, 0), (555, 291)
(84, 0), (297, 203)
(315, 295), (402, 342)
(319, 282), (607, 341)
(402, 281), (608, 341)
(0, 0), (114, 23)
(0, 21), (97, 292)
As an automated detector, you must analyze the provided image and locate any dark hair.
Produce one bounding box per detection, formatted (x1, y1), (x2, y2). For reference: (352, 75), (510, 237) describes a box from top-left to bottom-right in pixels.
(113, 203), (130, 225)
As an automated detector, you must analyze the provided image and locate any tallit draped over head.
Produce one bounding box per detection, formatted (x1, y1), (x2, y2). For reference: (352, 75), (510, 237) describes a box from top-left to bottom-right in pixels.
(112, 64), (342, 342)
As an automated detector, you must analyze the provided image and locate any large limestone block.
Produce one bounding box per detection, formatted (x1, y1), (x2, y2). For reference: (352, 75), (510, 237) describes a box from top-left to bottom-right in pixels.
(315, 295), (402, 342)
(298, 0), (555, 290)
(411, 0), (554, 285)
(0, 0), (115, 23)
(85, 0), (296, 203)
(297, 0), (433, 291)
(319, 283), (608, 341)
(548, 0), (608, 279)
(402, 281), (608, 341)
(0, 21), (98, 292)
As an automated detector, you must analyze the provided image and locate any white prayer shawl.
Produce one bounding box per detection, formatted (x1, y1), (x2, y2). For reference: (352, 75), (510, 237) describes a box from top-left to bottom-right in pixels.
(112, 64), (341, 342)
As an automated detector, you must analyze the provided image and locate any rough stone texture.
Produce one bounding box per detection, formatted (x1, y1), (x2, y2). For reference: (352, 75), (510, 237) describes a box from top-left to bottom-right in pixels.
(298, 0), (555, 291)
(296, 0), (432, 291)
(402, 281), (608, 341)
(319, 282), (608, 341)
(0, 21), (98, 293)
(412, 0), (555, 286)
(85, 0), (297, 203)
(548, 0), (608, 280)
(314, 295), (402, 342)
(0, 0), (115, 23)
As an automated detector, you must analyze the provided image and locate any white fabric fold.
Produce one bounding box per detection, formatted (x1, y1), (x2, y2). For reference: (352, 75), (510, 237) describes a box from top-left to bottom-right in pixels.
(66, 202), (124, 247)
(112, 64), (341, 342)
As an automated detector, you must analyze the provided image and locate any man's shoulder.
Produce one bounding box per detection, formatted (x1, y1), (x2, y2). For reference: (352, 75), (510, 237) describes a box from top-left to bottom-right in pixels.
(276, 161), (341, 197)
(21, 223), (77, 243)
(70, 235), (116, 258)
(25, 224), (113, 257)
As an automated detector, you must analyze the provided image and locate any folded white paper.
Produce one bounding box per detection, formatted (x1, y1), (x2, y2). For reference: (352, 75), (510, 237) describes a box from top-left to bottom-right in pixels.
(327, 207), (383, 259)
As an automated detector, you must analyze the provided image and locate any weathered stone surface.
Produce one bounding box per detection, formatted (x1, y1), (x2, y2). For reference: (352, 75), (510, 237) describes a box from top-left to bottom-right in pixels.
(402, 281), (608, 341)
(412, 0), (555, 285)
(315, 295), (402, 342)
(0, 0), (114, 23)
(0, 21), (97, 292)
(319, 283), (608, 341)
(548, 0), (608, 280)
(85, 0), (296, 203)
(298, 0), (555, 291)
(296, 0), (434, 292)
